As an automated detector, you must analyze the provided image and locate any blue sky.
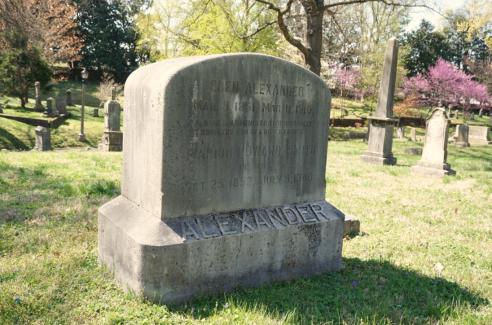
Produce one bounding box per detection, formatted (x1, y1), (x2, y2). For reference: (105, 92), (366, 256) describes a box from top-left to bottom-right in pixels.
(407, 0), (467, 31)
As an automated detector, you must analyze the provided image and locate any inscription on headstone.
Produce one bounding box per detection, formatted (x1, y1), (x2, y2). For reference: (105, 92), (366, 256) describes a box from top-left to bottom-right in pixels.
(99, 54), (344, 304)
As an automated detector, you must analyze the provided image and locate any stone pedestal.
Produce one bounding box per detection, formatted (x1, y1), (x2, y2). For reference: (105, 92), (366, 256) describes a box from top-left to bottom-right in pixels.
(412, 108), (455, 177)
(455, 124), (470, 147)
(98, 131), (123, 151)
(361, 117), (398, 165)
(34, 126), (51, 151)
(98, 54), (344, 304)
(34, 81), (44, 112)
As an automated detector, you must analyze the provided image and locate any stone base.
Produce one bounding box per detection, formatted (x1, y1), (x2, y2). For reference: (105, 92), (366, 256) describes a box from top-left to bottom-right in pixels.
(411, 163), (456, 177)
(455, 141), (470, 148)
(469, 140), (492, 146)
(98, 131), (123, 152)
(361, 152), (397, 165)
(98, 196), (344, 304)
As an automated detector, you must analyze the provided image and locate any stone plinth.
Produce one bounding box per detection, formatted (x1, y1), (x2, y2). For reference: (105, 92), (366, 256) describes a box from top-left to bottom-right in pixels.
(34, 126), (51, 151)
(412, 108), (455, 177)
(98, 131), (123, 151)
(455, 124), (470, 147)
(98, 53), (344, 304)
(468, 125), (491, 145)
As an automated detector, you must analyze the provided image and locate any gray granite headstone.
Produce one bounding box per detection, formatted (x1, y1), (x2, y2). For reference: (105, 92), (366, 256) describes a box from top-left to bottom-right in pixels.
(34, 126), (51, 151)
(98, 87), (122, 151)
(98, 53), (344, 304)
(56, 96), (67, 115)
(34, 81), (44, 111)
(455, 124), (470, 147)
(468, 125), (491, 145)
(66, 89), (73, 106)
(361, 38), (399, 165)
(411, 107), (455, 177)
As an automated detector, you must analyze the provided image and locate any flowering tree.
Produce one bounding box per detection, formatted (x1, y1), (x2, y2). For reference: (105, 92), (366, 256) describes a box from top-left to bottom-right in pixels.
(334, 67), (361, 98)
(404, 58), (490, 112)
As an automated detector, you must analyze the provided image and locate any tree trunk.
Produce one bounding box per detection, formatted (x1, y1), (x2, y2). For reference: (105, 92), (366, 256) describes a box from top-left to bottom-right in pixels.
(20, 96), (26, 109)
(303, 1), (324, 75)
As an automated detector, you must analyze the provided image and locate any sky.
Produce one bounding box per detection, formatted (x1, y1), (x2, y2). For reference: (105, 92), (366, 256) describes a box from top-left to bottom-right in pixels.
(406, 0), (467, 31)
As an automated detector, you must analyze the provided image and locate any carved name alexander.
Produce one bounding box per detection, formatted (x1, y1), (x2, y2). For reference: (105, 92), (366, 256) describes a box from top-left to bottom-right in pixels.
(167, 201), (334, 241)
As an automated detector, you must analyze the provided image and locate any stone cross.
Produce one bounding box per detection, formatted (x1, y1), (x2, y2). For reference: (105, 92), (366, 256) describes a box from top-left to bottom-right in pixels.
(455, 124), (470, 147)
(411, 107), (455, 177)
(34, 126), (51, 151)
(98, 53), (344, 304)
(361, 38), (399, 165)
(34, 81), (44, 111)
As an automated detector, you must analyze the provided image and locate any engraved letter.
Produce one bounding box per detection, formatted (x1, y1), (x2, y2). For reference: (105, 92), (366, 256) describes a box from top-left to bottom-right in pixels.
(214, 215), (238, 235)
(181, 221), (201, 240)
(309, 203), (329, 221)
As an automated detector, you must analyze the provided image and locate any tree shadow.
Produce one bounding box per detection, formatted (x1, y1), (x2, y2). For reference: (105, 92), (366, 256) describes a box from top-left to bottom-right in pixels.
(172, 258), (488, 324)
(0, 126), (30, 150)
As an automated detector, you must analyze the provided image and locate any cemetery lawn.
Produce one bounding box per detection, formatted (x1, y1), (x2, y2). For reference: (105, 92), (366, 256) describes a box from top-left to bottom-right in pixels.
(1, 140), (491, 324)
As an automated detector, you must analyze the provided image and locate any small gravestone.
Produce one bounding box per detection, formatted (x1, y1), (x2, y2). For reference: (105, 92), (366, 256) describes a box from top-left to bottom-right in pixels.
(468, 125), (491, 145)
(56, 97), (67, 115)
(98, 87), (122, 151)
(411, 107), (455, 177)
(396, 126), (405, 139)
(44, 98), (54, 116)
(34, 81), (44, 111)
(410, 127), (417, 142)
(92, 108), (99, 117)
(98, 53), (344, 304)
(361, 38), (399, 165)
(34, 126), (51, 151)
(66, 89), (73, 106)
(455, 124), (470, 147)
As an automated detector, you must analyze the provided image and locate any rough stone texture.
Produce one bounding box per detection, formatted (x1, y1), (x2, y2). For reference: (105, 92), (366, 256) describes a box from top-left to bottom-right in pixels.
(34, 126), (51, 151)
(468, 125), (491, 145)
(411, 108), (455, 177)
(455, 124), (470, 147)
(99, 53), (344, 304)
(361, 38), (399, 165)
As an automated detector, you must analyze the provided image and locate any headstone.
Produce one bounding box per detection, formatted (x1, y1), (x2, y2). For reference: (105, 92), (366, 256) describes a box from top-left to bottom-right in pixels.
(98, 54), (344, 304)
(34, 126), (51, 151)
(44, 98), (55, 116)
(411, 107), (455, 177)
(410, 127), (417, 142)
(361, 38), (399, 165)
(66, 89), (73, 106)
(56, 97), (67, 115)
(92, 108), (99, 117)
(98, 87), (122, 151)
(34, 81), (44, 111)
(396, 126), (405, 139)
(468, 125), (491, 145)
(405, 147), (422, 155)
(455, 124), (470, 147)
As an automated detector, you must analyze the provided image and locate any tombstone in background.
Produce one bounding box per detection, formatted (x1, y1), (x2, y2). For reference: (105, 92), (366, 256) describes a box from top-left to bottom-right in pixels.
(410, 127), (417, 142)
(44, 97), (58, 117)
(92, 108), (99, 117)
(98, 88), (122, 151)
(34, 81), (44, 112)
(66, 89), (73, 106)
(396, 126), (405, 139)
(98, 53), (344, 304)
(56, 97), (67, 115)
(455, 124), (470, 147)
(468, 125), (491, 145)
(34, 126), (51, 151)
(340, 108), (348, 118)
(361, 38), (399, 165)
(411, 107), (455, 177)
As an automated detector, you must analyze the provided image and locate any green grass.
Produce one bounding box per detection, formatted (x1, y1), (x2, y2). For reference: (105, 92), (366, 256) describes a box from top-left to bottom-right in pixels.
(1, 139), (491, 324)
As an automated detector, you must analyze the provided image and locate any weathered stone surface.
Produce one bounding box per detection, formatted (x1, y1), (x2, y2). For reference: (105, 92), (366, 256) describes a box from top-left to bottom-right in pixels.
(34, 126), (51, 151)
(99, 53), (343, 304)
(468, 125), (491, 145)
(343, 215), (360, 236)
(99, 89), (122, 152)
(98, 131), (123, 152)
(44, 97), (59, 117)
(361, 38), (399, 165)
(411, 107), (455, 177)
(455, 124), (470, 147)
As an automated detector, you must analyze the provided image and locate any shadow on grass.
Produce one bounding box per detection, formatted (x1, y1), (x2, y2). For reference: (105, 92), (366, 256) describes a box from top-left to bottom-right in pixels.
(173, 258), (488, 324)
(0, 126), (30, 150)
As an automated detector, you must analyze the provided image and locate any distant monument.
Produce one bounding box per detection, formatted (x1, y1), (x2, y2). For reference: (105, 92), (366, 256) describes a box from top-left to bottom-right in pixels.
(66, 89), (73, 106)
(34, 126), (51, 151)
(361, 38), (399, 165)
(34, 81), (44, 112)
(44, 97), (58, 117)
(98, 88), (122, 151)
(411, 107), (455, 177)
(468, 125), (491, 145)
(98, 54), (344, 304)
(455, 124), (470, 147)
